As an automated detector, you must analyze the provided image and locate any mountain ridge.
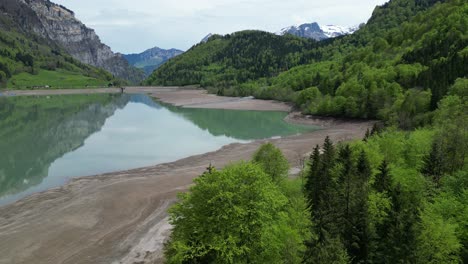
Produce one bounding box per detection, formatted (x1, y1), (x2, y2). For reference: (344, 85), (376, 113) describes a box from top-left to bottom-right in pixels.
(0, 0), (145, 84)
(276, 22), (359, 40)
(124, 47), (184, 76)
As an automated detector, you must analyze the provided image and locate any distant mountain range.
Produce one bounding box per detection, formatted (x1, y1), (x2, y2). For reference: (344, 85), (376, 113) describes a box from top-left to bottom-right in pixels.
(276, 22), (359, 40)
(201, 22), (359, 45)
(124, 47), (184, 76)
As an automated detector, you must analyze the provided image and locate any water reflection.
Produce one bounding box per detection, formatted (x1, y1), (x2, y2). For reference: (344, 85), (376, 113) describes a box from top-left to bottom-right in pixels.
(0, 94), (317, 205)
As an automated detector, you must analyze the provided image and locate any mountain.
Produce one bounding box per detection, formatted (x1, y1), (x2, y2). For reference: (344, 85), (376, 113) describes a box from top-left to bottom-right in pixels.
(276, 22), (358, 40)
(147, 0), (466, 123)
(0, 0), (144, 84)
(144, 31), (321, 87)
(320, 24), (360, 38)
(0, 1), (115, 88)
(124, 47), (184, 76)
(201, 33), (213, 43)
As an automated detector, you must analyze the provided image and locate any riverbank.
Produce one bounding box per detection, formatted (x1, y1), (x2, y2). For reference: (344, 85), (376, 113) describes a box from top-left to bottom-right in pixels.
(0, 88), (373, 264)
(1, 87), (292, 112)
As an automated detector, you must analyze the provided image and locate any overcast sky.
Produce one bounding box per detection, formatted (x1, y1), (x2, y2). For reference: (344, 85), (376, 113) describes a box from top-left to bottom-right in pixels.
(53, 0), (389, 54)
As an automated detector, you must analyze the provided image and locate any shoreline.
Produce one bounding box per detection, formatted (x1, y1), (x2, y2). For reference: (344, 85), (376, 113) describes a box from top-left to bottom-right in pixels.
(0, 88), (373, 264)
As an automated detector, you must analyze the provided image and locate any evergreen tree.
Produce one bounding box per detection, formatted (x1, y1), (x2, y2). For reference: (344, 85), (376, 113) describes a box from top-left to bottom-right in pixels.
(363, 128), (371, 142)
(305, 144), (321, 211)
(375, 184), (419, 263)
(373, 159), (392, 193)
(356, 150), (372, 182)
(421, 140), (444, 186)
(351, 150), (371, 263)
(337, 145), (353, 222)
(305, 137), (344, 262)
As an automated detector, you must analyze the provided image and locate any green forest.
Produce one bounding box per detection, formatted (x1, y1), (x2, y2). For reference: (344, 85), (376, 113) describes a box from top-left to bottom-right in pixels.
(148, 0), (467, 127)
(0, 14), (116, 89)
(164, 89), (467, 263)
(153, 0), (468, 263)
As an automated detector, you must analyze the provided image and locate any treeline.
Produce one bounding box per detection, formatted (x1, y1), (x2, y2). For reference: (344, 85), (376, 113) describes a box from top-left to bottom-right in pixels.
(150, 0), (467, 128)
(163, 90), (467, 263)
(0, 13), (115, 88)
(237, 0), (467, 125)
(145, 31), (325, 87)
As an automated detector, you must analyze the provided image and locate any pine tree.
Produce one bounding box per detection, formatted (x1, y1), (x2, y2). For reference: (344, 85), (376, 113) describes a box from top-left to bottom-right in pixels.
(356, 150), (372, 182)
(363, 128), (371, 142)
(370, 123), (381, 136)
(337, 145), (353, 226)
(305, 144), (321, 211)
(305, 137), (337, 243)
(348, 150), (371, 263)
(374, 184), (419, 263)
(421, 140), (444, 186)
(373, 159), (392, 193)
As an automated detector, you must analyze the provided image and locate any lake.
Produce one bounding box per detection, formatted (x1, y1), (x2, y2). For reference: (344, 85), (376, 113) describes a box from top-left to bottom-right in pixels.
(0, 93), (318, 205)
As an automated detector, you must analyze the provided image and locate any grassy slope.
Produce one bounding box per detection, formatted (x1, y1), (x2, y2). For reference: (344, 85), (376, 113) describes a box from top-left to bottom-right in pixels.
(7, 70), (109, 89)
(0, 13), (115, 89)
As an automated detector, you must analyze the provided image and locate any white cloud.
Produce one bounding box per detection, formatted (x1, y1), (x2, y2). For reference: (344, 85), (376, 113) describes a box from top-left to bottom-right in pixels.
(53, 0), (389, 53)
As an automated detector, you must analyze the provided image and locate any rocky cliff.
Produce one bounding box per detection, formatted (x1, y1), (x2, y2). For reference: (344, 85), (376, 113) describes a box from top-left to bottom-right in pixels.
(0, 0), (144, 83)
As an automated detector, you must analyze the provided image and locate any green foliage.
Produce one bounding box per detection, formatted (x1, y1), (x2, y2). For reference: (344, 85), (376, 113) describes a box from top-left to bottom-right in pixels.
(146, 30), (321, 87)
(253, 143), (290, 184)
(0, 14), (114, 89)
(416, 203), (461, 264)
(150, 0), (467, 128)
(7, 70), (110, 89)
(165, 161), (310, 263)
(303, 102), (466, 262)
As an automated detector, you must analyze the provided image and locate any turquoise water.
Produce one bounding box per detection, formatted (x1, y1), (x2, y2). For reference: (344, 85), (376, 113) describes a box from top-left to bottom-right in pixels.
(0, 94), (318, 205)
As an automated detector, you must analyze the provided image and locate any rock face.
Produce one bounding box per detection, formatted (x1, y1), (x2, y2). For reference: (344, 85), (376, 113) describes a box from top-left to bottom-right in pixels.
(277, 22), (358, 41)
(124, 47), (184, 76)
(0, 0), (144, 83)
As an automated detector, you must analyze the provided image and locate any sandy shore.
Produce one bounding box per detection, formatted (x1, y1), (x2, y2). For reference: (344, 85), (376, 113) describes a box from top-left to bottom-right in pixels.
(0, 88), (372, 264)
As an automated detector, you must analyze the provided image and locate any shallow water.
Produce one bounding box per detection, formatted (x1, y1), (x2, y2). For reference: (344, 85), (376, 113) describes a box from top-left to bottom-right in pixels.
(0, 93), (318, 205)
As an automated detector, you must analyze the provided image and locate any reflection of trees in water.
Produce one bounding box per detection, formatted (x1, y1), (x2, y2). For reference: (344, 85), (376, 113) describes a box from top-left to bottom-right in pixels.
(160, 102), (316, 140)
(0, 94), (316, 199)
(0, 94), (130, 198)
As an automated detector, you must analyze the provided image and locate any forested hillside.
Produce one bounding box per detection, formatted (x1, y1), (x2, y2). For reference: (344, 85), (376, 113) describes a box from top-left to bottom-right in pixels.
(158, 0), (467, 262)
(149, 0), (467, 128)
(164, 79), (467, 263)
(0, 7), (116, 88)
(144, 31), (326, 87)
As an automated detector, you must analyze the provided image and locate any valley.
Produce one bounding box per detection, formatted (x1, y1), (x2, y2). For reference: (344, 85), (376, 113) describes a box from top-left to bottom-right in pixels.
(0, 88), (372, 264)
(0, 0), (466, 263)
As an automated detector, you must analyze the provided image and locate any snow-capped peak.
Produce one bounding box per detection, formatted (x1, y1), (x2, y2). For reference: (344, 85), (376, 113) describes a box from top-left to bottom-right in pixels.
(275, 26), (296, 36)
(320, 25), (359, 38)
(275, 22), (359, 40)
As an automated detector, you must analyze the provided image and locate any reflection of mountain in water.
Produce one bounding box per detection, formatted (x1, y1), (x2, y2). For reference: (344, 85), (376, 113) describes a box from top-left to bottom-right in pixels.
(0, 94), (317, 200)
(160, 102), (316, 140)
(0, 94), (130, 198)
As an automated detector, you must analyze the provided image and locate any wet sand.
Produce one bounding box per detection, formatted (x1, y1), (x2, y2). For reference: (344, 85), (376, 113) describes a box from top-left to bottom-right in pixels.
(0, 88), (373, 264)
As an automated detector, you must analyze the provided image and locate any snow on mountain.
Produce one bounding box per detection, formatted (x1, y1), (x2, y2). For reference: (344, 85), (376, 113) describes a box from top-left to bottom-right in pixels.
(276, 22), (359, 40)
(320, 25), (359, 38)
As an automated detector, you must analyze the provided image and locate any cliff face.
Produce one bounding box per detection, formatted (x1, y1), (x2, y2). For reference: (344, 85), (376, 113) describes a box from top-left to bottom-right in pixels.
(1, 0), (144, 83)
